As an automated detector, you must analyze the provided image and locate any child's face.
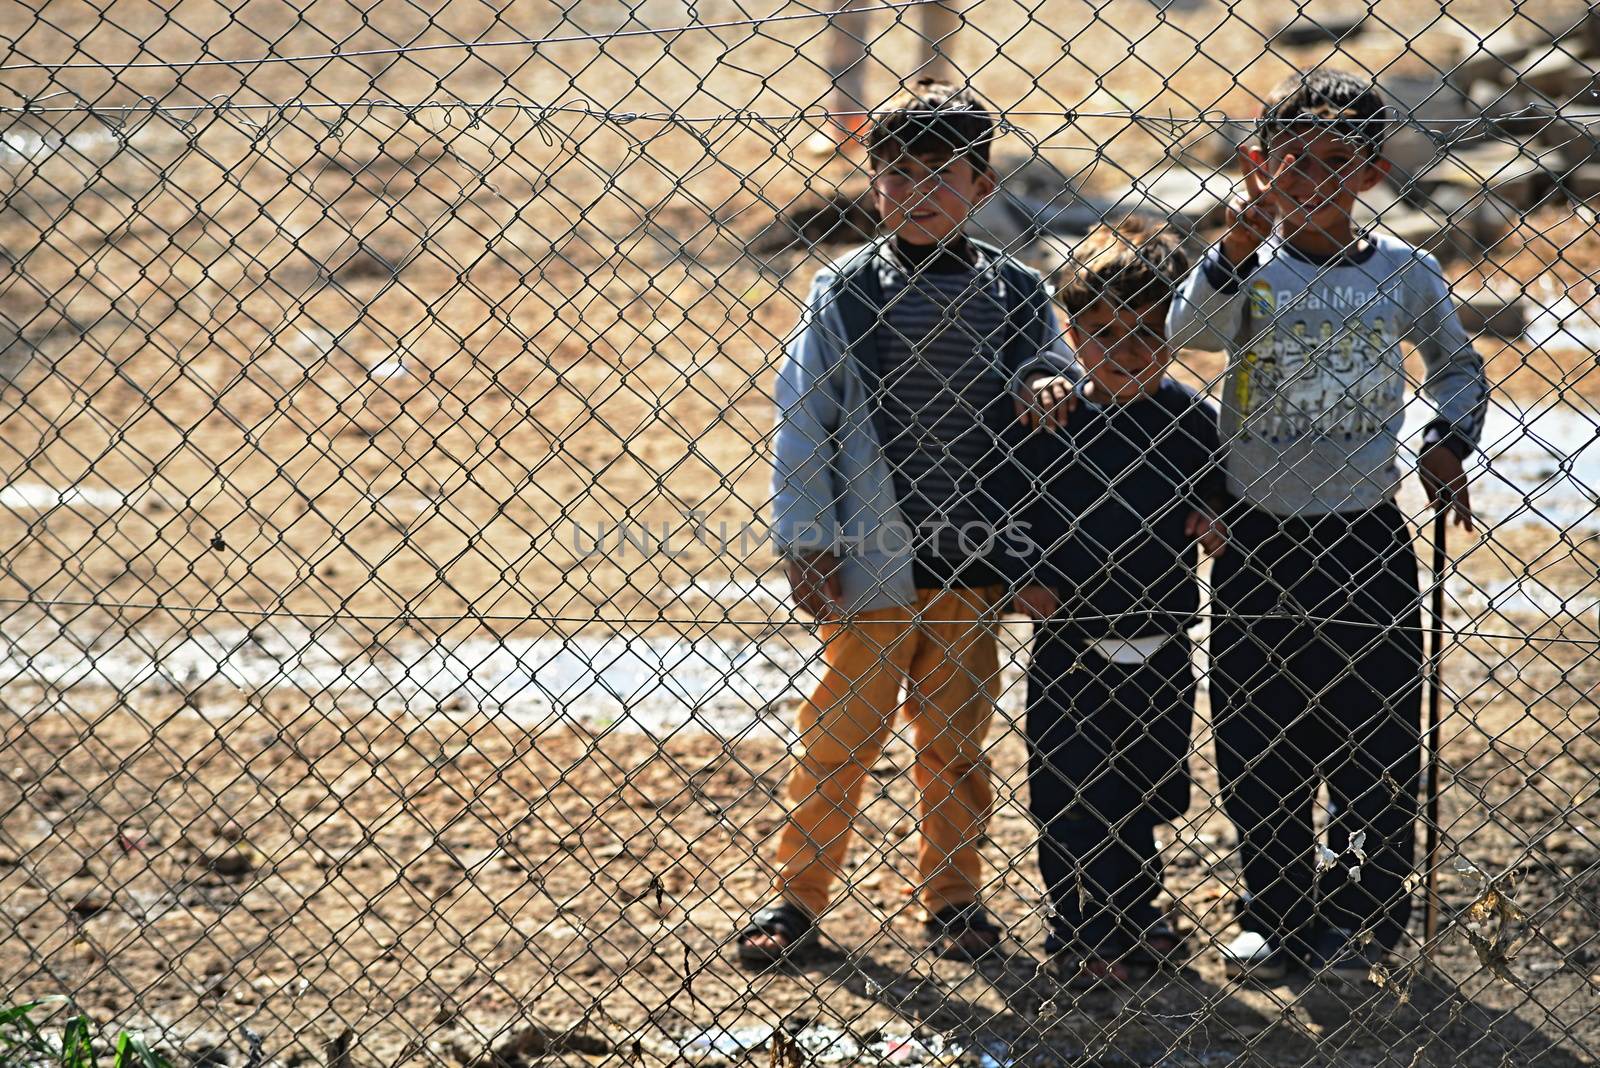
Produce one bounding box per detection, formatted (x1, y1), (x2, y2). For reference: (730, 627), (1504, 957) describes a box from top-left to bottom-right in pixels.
(871, 150), (994, 246)
(1067, 299), (1171, 403)
(1247, 127), (1389, 243)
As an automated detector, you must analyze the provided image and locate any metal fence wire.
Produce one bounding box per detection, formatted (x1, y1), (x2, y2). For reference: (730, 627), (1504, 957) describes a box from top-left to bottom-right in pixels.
(2, 0), (1600, 1066)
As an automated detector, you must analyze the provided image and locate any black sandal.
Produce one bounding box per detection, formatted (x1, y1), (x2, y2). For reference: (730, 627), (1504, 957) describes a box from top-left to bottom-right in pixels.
(735, 901), (816, 966)
(925, 903), (1004, 961)
(1054, 953), (1135, 990)
(1127, 921), (1188, 969)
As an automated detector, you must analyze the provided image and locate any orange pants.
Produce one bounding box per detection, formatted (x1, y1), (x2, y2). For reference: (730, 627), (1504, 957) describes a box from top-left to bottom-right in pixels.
(772, 586), (1002, 918)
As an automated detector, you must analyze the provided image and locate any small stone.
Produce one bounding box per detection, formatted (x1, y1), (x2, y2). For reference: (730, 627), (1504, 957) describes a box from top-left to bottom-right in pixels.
(1273, 15), (1366, 47)
(1420, 142), (1555, 209)
(1455, 297), (1529, 339)
(1544, 832), (1576, 854)
(205, 845), (256, 878)
(71, 894), (110, 918)
(1446, 25), (1546, 90)
(1515, 46), (1600, 101)
(1564, 163), (1600, 199)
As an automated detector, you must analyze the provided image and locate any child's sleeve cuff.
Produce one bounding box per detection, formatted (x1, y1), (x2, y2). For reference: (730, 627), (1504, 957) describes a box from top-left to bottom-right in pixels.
(1422, 421), (1474, 461)
(1202, 245), (1259, 293)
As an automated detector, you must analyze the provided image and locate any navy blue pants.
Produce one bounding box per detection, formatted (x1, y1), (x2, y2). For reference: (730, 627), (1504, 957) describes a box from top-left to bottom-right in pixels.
(1211, 504), (1423, 959)
(1027, 630), (1195, 957)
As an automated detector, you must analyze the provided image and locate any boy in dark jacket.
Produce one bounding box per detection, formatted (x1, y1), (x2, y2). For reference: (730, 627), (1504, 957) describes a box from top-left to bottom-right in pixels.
(1011, 219), (1226, 987)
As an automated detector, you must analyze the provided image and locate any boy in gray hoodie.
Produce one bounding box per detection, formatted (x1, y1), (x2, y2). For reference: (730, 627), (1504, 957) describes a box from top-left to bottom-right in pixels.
(738, 81), (1074, 967)
(1167, 69), (1487, 984)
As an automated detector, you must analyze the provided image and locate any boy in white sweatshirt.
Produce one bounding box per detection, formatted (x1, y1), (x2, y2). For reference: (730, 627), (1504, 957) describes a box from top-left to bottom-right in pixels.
(1168, 69), (1487, 984)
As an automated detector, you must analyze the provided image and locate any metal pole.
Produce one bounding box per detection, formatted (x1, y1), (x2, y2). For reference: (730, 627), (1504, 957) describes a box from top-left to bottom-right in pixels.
(1424, 507), (1447, 945)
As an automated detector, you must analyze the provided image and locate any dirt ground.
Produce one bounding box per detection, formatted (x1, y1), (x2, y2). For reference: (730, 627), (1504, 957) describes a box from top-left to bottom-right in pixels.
(4, 0), (1600, 1064)
(2, 670), (1599, 1068)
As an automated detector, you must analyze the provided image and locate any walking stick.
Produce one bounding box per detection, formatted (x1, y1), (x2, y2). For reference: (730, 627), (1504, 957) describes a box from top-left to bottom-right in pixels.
(1423, 501), (1448, 946)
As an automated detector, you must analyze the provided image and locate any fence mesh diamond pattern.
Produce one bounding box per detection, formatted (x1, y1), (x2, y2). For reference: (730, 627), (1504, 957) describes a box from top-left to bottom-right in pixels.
(2, 0), (1600, 1066)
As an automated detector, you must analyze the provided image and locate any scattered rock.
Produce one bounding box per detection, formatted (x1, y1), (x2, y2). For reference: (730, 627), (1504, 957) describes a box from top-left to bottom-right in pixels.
(1446, 24), (1548, 91)
(189, 1044), (230, 1067)
(749, 189), (877, 253)
(1173, 122), (1250, 168)
(1374, 188), (1516, 263)
(1379, 78), (1482, 186)
(970, 187), (1106, 250)
(195, 974), (228, 1001)
(1107, 165), (1235, 231)
(205, 845), (257, 879)
(1419, 142), (1556, 209)
(322, 1028), (352, 1068)
(1456, 296), (1529, 339)
(1274, 15), (1366, 47)
(462, 1022), (614, 1068)
(1563, 162), (1600, 200)
(1533, 107), (1600, 168)
(70, 893), (111, 918)
(326, 242), (405, 283)
(1543, 831), (1576, 854)
(1515, 45), (1600, 102)
(1468, 82), (1544, 138)
(992, 153), (1079, 202)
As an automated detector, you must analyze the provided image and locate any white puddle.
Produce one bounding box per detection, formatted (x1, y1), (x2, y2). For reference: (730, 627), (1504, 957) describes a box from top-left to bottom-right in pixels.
(0, 483), (139, 513)
(0, 613), (823, 739)
(0, 125), (129, 166)
(1523, 295), (1600, 354)
(0, 394), (1595, 733)
(1400, 395), (1600, 531)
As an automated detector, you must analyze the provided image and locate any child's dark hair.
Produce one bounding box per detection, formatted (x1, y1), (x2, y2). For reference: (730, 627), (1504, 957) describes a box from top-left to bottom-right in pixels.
(1257, 68), (1391, 155)
(867, 80), (995, 172)
(1057, 217), (1189, 318)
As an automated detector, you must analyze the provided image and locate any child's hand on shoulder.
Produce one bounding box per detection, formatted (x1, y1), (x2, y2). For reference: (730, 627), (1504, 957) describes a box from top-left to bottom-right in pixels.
(1012, 584), (1059, 619)
(1185, 510), (1227, 557)
(1017, 373), (1077, 429)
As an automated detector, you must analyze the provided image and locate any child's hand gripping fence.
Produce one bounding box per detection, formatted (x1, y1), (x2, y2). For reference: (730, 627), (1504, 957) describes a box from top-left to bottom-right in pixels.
(1, 1), (1599, 1066)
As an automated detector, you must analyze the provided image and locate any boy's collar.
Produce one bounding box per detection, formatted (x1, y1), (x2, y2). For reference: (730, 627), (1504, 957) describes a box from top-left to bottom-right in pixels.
(886, 234), (983, 274)
(1080, 378), (1167, 408)
(1277, 231), (1379, 268)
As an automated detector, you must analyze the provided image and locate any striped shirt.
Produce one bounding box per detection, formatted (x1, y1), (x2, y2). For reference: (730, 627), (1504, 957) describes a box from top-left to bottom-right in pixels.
(873, 245), (1010, 573)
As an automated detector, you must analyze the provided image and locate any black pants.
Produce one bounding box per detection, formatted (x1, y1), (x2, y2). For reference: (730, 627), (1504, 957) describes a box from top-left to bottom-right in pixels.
(1211, 504), (1423, 958)
(1027, 630), (1195, 957)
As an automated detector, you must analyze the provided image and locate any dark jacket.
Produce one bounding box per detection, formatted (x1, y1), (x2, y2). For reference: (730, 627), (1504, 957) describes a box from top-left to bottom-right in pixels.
(1007, 379), (1225, 641)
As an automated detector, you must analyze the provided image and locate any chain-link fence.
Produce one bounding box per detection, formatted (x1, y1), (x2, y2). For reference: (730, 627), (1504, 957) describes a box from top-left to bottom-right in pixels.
(3, 0), (1600, 1065)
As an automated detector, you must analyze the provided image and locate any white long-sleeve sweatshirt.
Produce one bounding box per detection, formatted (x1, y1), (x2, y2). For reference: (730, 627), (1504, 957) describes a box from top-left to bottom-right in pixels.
(1167, 233), (1488, 516)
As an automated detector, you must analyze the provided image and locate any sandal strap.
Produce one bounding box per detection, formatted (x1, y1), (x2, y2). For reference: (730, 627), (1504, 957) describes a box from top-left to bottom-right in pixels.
(927, 902), (1000, 935)
(739, 901), (813, 943)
